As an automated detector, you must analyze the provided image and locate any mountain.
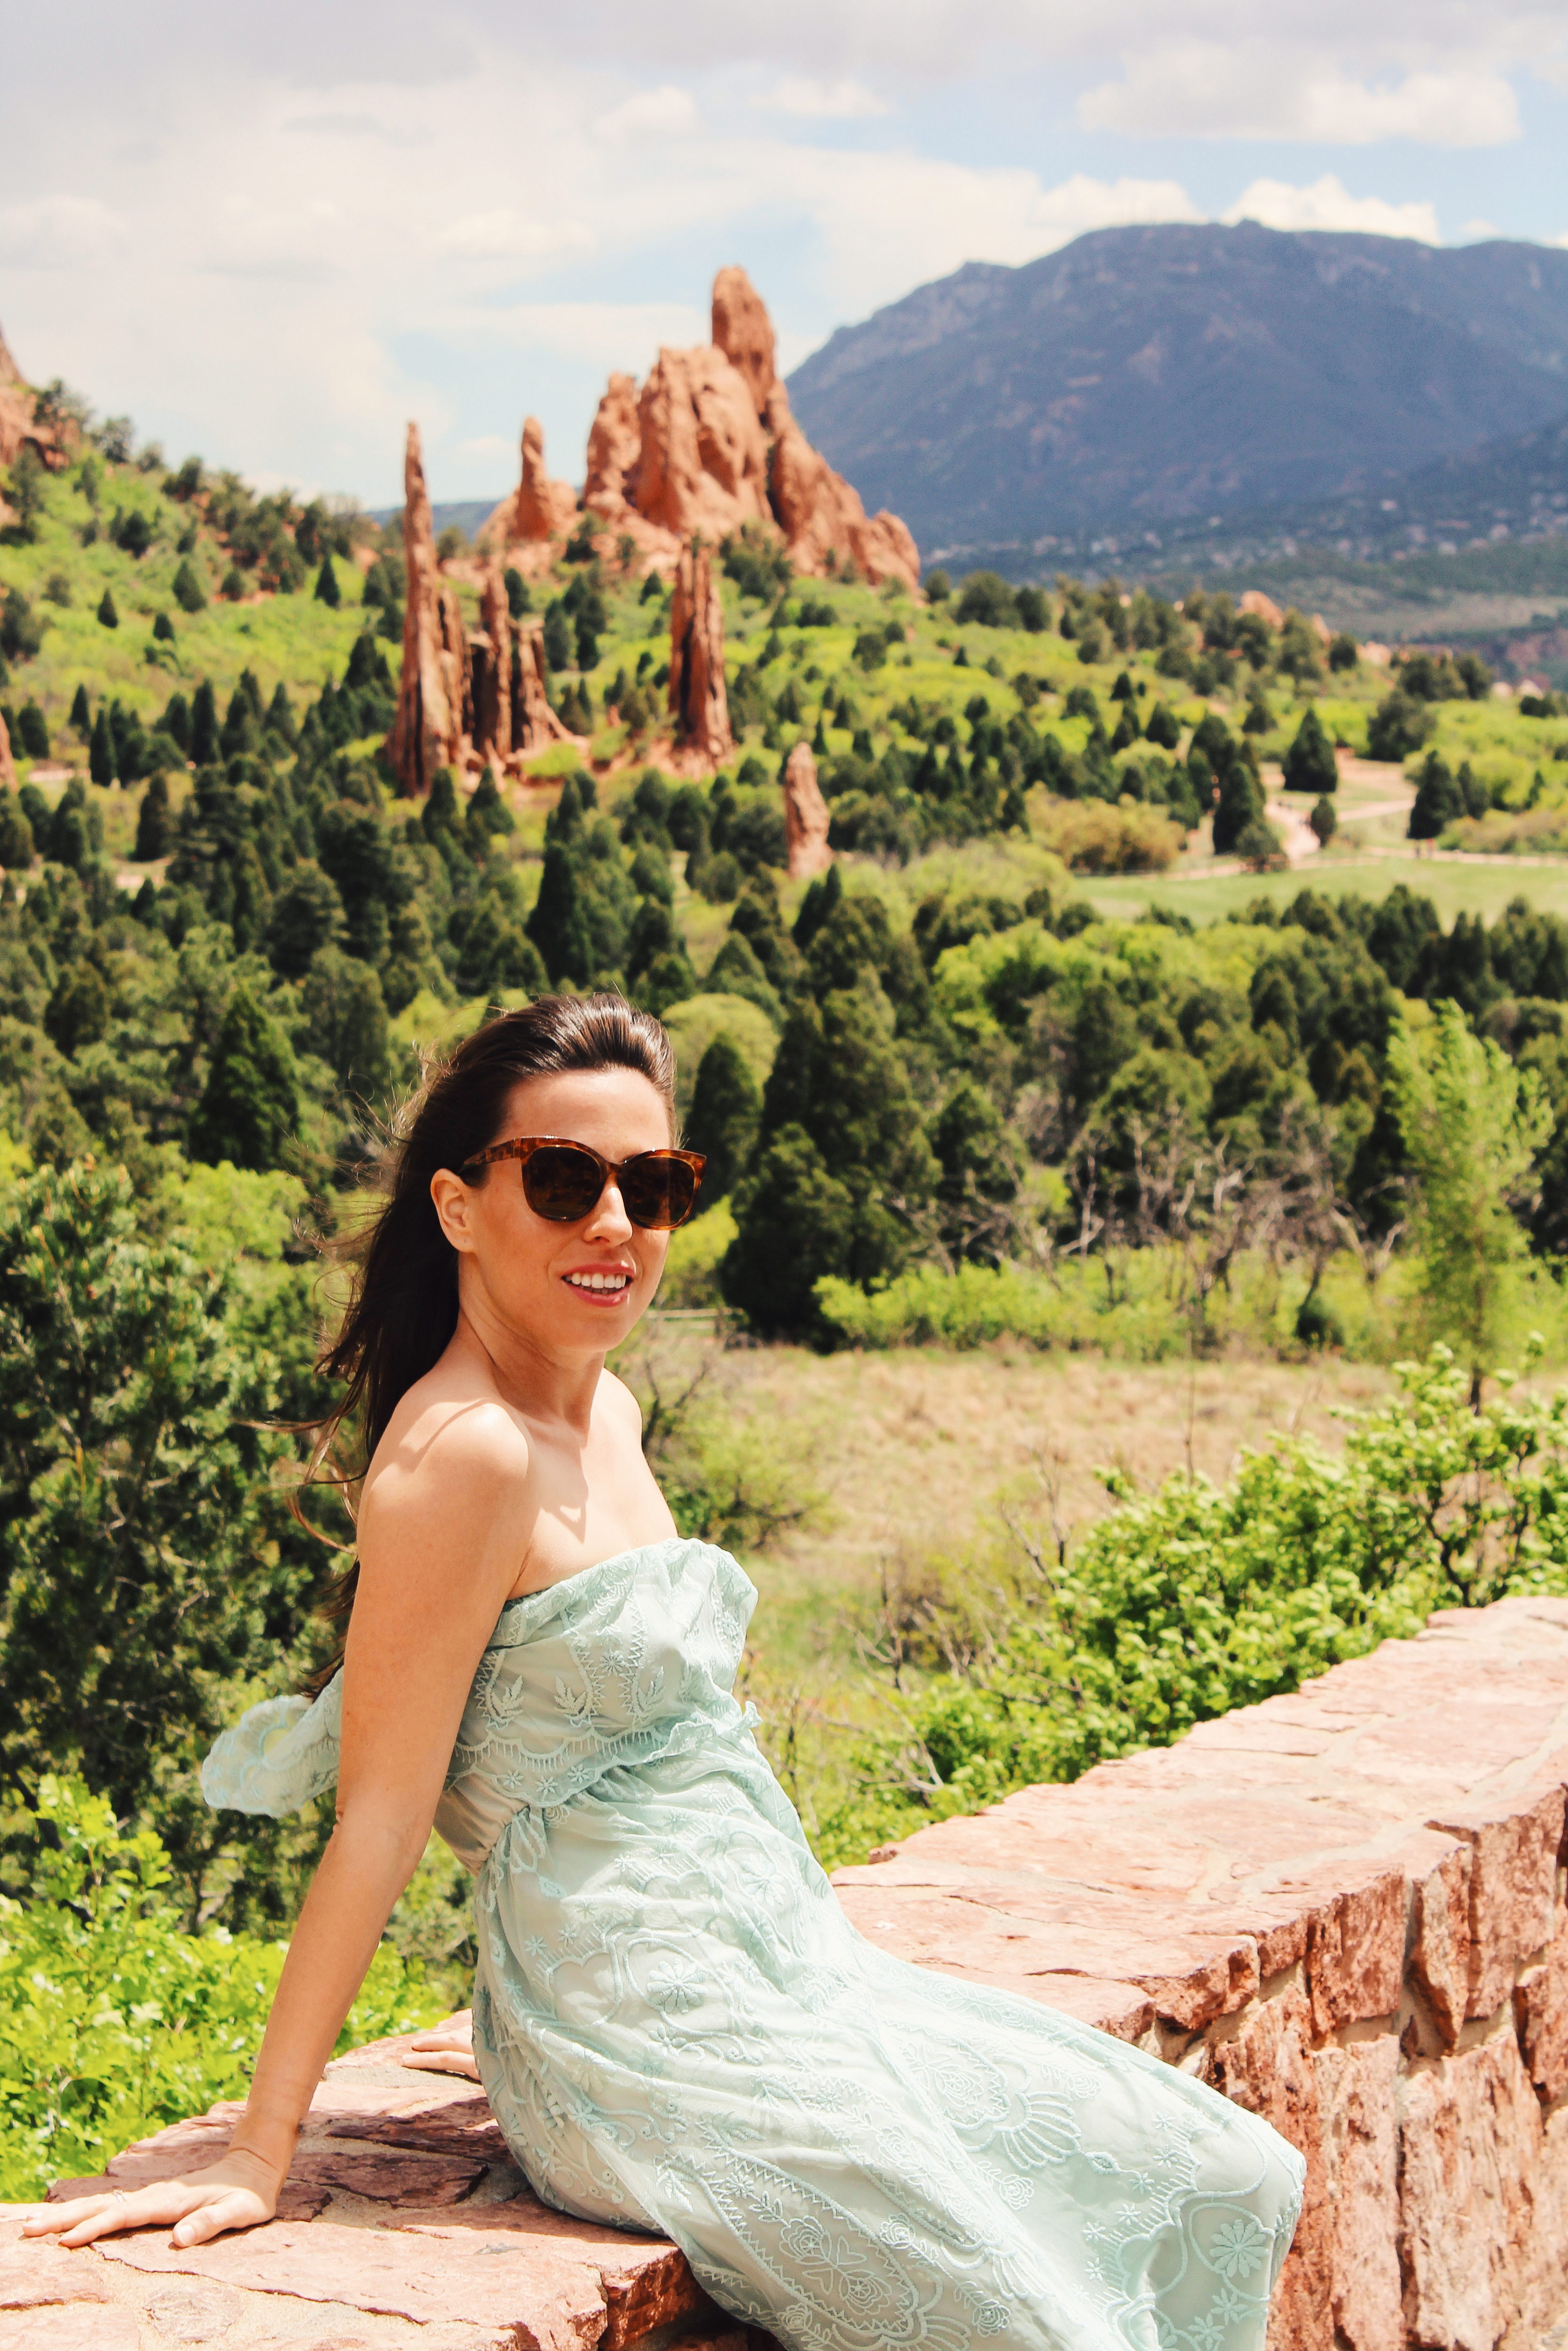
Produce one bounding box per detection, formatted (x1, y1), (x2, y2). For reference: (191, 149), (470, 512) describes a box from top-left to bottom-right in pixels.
(786, 223), (1568, 557)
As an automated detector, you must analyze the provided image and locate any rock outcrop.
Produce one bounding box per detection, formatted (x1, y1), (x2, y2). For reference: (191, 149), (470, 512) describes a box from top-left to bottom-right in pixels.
(636, 347), (772, 546)
(471, 567), (512, 773)
(0, 321), (71, 474)
(387, 424), (472, 796)
(512, 416), (577, 543)
(583, 373), (642, 521)
(389, 433), (575, 792)
(669, 541), (733, 766)
(506, 270), (921, 591)
(511, 618), (573, 755)
(781, 741), (832, 877)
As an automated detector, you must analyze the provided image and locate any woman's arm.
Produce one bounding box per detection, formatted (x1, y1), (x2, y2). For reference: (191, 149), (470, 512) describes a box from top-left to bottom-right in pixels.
(27, 1403), (529, 2249)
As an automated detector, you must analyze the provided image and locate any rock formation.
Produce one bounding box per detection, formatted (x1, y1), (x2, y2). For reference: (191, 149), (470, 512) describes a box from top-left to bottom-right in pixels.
(0, 321), (71, 474)
(472, 567), (513, 773)
(489, 269), (920, 591)
(512, 416), (577, 543)
(710, 266), (777, 420)
(512, 619), (574, 754)
(583, 374), (642, 521)
(668, 541), (733, 766)
(781, 741), (832, 878)
(387, 424), (473, 795)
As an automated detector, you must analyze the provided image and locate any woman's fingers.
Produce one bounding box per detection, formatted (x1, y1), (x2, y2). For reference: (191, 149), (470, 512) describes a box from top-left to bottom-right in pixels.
(36, 2186), (187, 2246)
(408, 2010), (473, 2051)
(171, 2190), (269, 2249)
(401, 2048), (481, 2077)
(24, 2168), (276, 2250)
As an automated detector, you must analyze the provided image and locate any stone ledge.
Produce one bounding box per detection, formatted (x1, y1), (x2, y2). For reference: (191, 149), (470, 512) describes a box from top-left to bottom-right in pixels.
(12, 1595), (1568, 2346)
(837, 1593), (1568, 2349)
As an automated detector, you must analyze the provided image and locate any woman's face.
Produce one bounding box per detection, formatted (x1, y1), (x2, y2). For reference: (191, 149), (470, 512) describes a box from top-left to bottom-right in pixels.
(432, 1067), (677, 1357)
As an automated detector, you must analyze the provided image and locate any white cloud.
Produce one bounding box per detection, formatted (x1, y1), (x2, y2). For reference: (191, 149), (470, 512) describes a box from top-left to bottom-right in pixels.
(777, 152), (1199, 313)
(0, 196), (128, 270)
(430, 211), (596, 264)
(1222, 175), (1441, 242)
(755, 76), (891, 118)
(1080, 49), (1520, 146)
(595, 85), (699, 144)
(440, 301), (709, 369)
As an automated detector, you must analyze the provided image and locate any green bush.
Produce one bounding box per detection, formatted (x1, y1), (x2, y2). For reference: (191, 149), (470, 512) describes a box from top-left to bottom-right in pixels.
(0, 1776), (440, 2201)
(814, 1350), (1568, 1865)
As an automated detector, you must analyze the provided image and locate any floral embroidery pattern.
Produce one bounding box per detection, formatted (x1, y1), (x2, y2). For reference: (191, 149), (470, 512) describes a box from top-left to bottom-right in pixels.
(205, 1538), (1304, 2351)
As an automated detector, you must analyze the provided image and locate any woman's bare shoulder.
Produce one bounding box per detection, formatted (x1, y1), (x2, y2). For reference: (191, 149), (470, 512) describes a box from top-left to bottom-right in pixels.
(363, 1362), (531, 1519)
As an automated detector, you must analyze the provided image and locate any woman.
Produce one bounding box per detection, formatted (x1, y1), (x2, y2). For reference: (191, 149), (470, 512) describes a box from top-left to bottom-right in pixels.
(30, 995), (1302, 2348)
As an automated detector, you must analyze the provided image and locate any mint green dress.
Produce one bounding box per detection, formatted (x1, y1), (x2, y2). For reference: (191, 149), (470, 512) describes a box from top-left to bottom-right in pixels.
(204, 1538), (1303, 2351)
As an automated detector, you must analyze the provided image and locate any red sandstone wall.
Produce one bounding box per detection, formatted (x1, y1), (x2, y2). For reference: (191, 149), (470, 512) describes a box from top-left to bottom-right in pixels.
(8, 1596), (1568, 2347)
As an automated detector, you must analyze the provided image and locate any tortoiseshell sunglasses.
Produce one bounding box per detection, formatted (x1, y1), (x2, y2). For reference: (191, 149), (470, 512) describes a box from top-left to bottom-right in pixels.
(458, 1136), (706, 1230)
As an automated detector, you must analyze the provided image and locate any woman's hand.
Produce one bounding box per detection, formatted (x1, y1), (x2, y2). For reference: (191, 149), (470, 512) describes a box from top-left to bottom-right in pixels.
(402, 2008), (481, 2080)
(22, 2146), (281, 2249)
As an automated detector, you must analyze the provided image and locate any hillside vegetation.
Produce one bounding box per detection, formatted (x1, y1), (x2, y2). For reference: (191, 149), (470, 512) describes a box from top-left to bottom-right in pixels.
(12, 410), (1568, 2177)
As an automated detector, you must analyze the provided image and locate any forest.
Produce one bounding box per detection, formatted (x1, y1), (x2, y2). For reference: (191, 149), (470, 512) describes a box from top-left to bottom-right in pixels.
(8, 413), (1568, 2195)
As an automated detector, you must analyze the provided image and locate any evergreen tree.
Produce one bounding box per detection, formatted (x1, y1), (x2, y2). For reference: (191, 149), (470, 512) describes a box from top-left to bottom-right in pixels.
(298, 948), (393, 1102)
(69, 684), (91, 735)
(190, 680), (219, 765)
(685, 1036), (762, 1204)
(504, 567), (530, 619)
(152, 610), (177, 643)
(1408, 754), (1466, 842)
(161, 691), (191, 752)
(1211, 748), (1266, 857)
(16, 702), (49, 759)
(44, 961), (110, 1057)
(1367, 689), (1432, 762)
(265, 865), (347, 980)
(1309, 796), (1338, 848)
(721, 1123), (855, 1337)
(88, 706), (116, 786)
(96, 589), (119, 629)
(526, 844), (593, 986)
(134, 774), (173, 861)
(1144, 701), (1181, 750)
(0, 790), (34, 870)
(1282, 706), (1338, 795)
(543, 599), (572, 672)
(172, 558), (206, 613)
(265, 683), (298, 746)
(420, 765), (464, 849)
(188, 986), (301, 1170)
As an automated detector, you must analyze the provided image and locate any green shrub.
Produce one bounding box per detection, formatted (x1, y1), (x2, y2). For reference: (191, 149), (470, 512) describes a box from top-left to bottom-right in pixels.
(814, 1350), (1568, 1865)
(0, 1776), (440, 2201)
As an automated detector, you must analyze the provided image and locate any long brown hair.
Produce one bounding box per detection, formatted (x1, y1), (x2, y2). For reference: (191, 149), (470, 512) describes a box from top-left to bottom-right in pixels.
(304, 994), (676, 1678)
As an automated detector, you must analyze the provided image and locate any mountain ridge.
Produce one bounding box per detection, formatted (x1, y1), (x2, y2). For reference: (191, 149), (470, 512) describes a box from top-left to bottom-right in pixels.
(786, 223), (1568, 553)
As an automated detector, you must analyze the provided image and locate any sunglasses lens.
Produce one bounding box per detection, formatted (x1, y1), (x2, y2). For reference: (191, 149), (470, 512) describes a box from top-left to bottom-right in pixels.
(522, 1145), (605, 1223)
(622, 1155), (698, 1230)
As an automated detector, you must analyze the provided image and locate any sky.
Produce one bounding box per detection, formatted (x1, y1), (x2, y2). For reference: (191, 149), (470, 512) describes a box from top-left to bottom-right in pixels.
(2, 0), (1567, 510)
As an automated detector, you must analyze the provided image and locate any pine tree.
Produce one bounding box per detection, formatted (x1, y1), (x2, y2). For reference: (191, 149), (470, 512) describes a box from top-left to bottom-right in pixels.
(161, 691), (191, 752)
(1282, 706), (1338, 795)
(543, 600), (572, 672)
(16, 702), (49, 759)
(152, 610), (176, 643)
(314, 556), (341, 608)
(96, 589), (119, 629)
(526, 844), (593, 986)
(188, 986), (301, 1170)
(0, 790), (34, 870)
(89, 706), (116, 786)
(1212, 748), (1265, 856)
(69, 684), (91, 735)
(1309, 797), (1338, 847)
(685, 1036), (762, 1205)
(134, 774), (173, 861)
(190, 679), (219, 765)
(172, 558), (205, 613)
(1408, 754), (1465, 842)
